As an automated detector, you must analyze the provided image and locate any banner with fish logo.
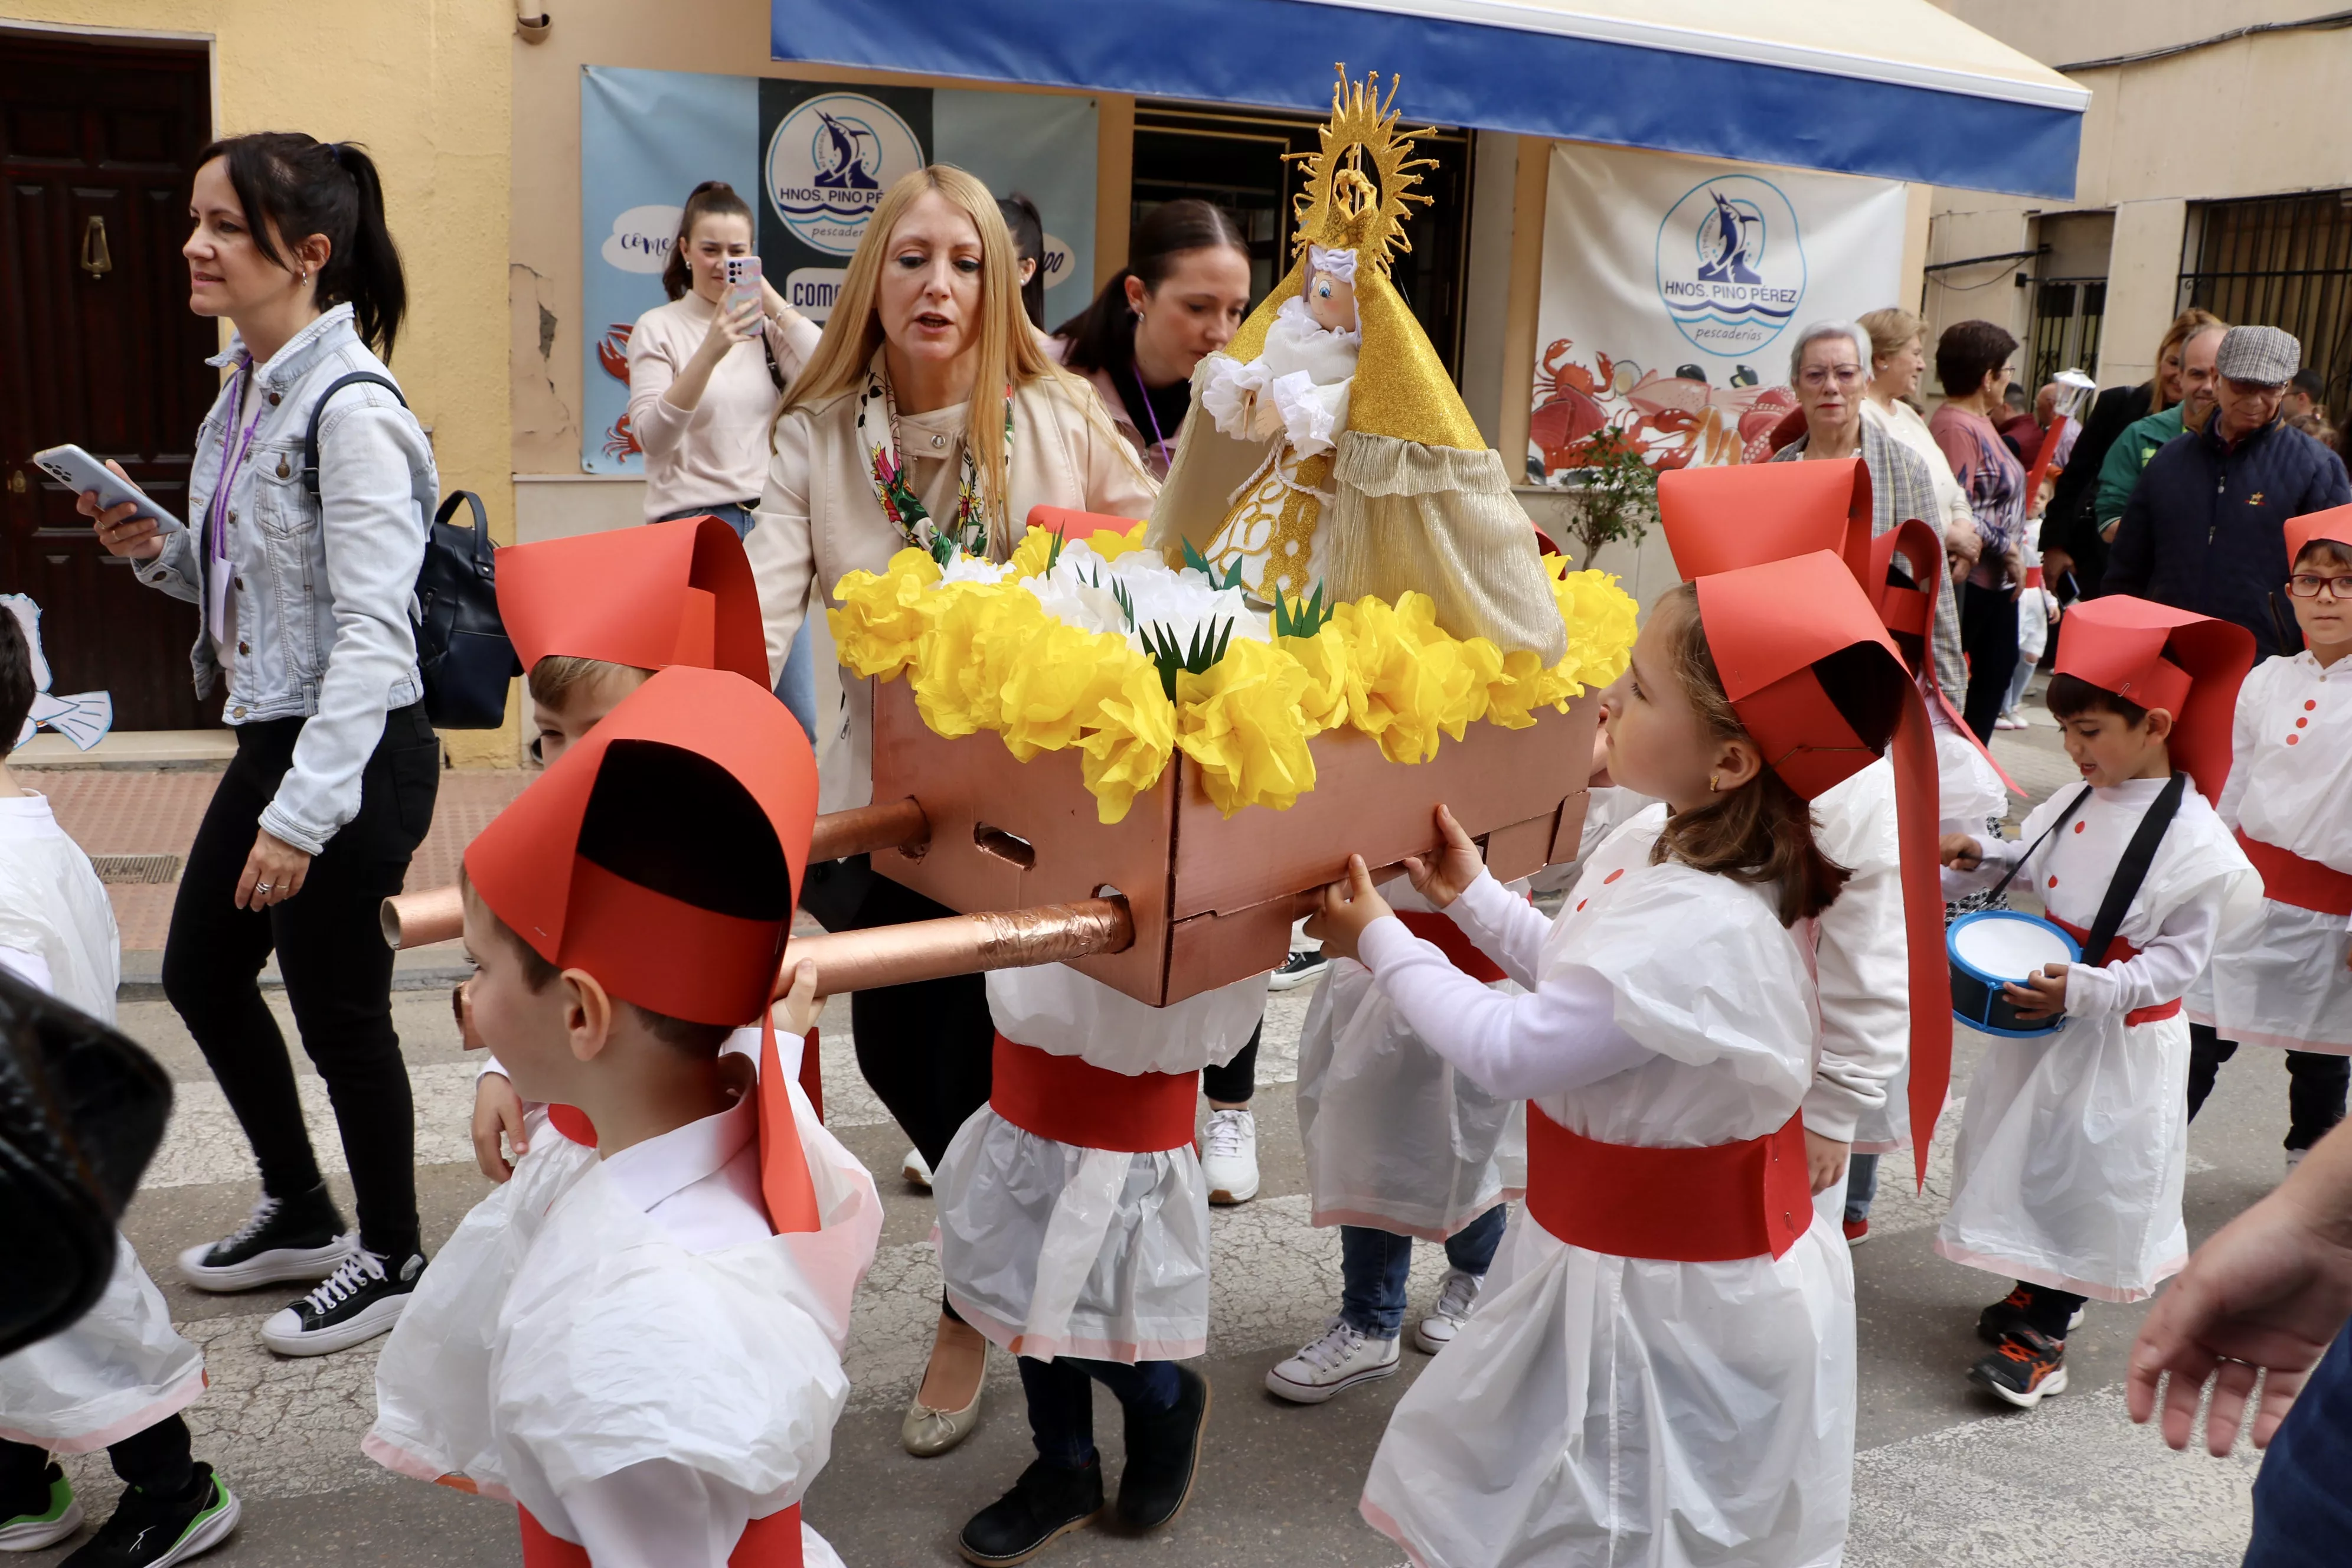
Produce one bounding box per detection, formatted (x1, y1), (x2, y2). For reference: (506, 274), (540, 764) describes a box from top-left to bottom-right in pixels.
(1530, 143), (1905, 480)
(581, 67), (1096, 474)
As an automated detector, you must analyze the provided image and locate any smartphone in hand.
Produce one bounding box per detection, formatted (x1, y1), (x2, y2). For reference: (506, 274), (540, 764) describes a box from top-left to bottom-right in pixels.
(722, 254), (763, 320)
(33, 445), (186, 534)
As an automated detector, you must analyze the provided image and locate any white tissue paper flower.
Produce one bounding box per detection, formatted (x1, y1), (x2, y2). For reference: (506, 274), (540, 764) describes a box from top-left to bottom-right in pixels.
(1016, 541), (1268, 657)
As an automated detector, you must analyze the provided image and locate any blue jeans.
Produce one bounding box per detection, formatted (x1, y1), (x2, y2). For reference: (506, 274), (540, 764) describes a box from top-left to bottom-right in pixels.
(655, 501), (816, 744)
(1018, 1355), (1180, 1469)
(2245, 1321), (2352, 1566)
(1339, 1204), (1509, 1341)
(1845, 1152), (1880, 1223)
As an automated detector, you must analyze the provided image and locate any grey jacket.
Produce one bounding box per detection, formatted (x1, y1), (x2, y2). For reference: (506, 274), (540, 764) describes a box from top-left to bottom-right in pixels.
(135, 305), (436, 855)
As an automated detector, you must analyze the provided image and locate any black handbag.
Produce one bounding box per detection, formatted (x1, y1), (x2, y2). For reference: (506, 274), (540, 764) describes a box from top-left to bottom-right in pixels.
(303, 373), (521, 729)
(0, 968), (172, 1356)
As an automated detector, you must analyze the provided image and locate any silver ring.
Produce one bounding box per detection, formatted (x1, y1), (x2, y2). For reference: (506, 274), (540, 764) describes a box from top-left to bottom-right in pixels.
(256, 881), (274, 894)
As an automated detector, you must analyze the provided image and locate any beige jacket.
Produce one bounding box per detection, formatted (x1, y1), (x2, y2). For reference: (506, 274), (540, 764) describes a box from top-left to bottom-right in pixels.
(747, 360), (1158, 808)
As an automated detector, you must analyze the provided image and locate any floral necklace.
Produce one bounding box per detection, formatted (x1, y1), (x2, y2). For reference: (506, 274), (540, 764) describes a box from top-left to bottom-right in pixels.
(855, 367), (1012, 564)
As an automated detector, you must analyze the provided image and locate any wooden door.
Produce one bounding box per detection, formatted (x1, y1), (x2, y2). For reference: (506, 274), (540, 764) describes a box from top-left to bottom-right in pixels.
(1, 32), (220, 731)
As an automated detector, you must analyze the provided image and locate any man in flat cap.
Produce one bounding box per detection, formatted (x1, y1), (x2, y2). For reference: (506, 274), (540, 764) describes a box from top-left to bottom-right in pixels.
(2107, 325), (2351, 657)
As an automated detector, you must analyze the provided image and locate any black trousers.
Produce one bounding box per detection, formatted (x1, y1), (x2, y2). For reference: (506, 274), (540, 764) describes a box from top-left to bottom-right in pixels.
(1958, 581), (2021, 743)
(162, 704), (437, 1260)
(0, 1415), (193, 1501)
(2008, 1282), (2089, 1340)
(2187, 1023), (2350, 1152)
(1201, 1023), (1260, 1105)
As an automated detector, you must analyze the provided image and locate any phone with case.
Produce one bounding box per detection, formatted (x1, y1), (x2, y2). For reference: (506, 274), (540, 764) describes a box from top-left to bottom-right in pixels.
(723, 254), (763, 319)
(31, 445), (185, 534)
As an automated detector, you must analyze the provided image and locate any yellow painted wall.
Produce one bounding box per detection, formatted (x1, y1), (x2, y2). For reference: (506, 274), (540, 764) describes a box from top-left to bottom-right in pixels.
(4, 2), (517, 765)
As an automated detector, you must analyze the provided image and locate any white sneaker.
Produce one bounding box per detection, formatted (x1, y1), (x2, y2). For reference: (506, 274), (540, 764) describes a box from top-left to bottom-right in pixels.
(902, 1147), (933, 1190)
(258, 1245), (423, 1357)
(1412, 1268), (1484, 1353)
(1265, 1317), (1400, 1403)
(1201, 1107), (1259, 1204)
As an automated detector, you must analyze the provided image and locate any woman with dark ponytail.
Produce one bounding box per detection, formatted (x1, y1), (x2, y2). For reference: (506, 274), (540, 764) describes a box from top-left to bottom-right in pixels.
(81, 132), (444, 1358)
(1050, 198), (1251, 479)
(997, 191), (1048, 332)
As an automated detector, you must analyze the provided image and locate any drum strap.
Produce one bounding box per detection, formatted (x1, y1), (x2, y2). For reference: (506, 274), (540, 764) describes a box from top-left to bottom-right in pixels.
(1984, 785), (2092, 904)
(2079, 772), (2189, 968)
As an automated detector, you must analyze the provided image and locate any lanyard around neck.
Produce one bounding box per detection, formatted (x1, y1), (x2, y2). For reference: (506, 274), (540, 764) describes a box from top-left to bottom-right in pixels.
(207, 362), (267, 560)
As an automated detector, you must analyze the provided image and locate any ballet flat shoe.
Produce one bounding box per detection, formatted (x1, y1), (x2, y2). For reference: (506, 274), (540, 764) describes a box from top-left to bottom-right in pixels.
(903, 1370), (986, 1456)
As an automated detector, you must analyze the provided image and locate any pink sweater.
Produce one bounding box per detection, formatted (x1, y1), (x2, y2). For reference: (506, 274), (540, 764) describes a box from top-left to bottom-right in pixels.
(625, 292), (822, 520)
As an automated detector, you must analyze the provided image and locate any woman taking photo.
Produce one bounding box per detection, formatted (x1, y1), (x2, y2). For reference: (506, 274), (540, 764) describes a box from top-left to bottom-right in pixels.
(1050, 198), (1252, 479)
(83, 133), (440, 1357)
(1929, 319), (2030, 741)
(625, 179), (822, 738)
(745, 164), (1154, 1459)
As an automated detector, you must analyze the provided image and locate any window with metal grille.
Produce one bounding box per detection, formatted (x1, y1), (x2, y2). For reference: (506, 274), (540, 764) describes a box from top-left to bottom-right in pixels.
(2029, 277), (2105, 390)
(2178, 192), (2352, 420)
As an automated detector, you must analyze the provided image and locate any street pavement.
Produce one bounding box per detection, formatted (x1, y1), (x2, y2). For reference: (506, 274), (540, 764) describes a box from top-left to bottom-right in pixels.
(15, 698), (2288, 1566)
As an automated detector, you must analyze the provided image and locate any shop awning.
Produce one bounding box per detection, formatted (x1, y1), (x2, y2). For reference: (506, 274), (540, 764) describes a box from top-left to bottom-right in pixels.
(770, 0), (2086, 198)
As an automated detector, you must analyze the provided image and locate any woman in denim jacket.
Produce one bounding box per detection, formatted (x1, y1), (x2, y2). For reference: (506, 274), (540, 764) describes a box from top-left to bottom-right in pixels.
(83, 133), (440, 1357)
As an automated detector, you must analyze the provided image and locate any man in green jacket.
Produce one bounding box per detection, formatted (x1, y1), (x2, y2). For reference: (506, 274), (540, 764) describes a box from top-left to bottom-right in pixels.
(2093, 319), (2226, 538)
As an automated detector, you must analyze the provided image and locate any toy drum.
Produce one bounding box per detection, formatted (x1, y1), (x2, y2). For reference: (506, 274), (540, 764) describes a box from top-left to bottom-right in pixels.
(1947, 910), (2081, 1038)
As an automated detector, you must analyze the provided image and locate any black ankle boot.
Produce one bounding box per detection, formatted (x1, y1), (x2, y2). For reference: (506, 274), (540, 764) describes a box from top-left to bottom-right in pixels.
(1116, 1365), (1210, 1530)
(958, 1456), (1103, 1566)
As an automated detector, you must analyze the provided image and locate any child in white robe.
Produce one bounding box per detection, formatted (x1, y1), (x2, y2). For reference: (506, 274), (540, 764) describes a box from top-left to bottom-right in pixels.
(1321, 556), (1941, 1568)
(2191, 512), (2352, 1159)
(0, 609), (239, 1565)
(365, 667), (880, 1568)
(1938, 596), (2259, 1409)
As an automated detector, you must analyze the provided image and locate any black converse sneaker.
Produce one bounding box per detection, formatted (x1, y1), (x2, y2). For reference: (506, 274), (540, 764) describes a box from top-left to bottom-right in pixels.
(258, 1247), (424, 1357)
(60, 1462), (238, 1566)
(0, 1461), (82, 1551)
(176, 1187), (351, 1292)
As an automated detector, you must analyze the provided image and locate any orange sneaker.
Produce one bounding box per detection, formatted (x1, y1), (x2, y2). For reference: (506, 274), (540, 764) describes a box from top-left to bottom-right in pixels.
(1968, 1328), (2069, 1409)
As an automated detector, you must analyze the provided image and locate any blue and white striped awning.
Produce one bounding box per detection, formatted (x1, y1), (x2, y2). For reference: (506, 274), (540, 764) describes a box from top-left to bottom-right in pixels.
(770, 0), (2085, 198)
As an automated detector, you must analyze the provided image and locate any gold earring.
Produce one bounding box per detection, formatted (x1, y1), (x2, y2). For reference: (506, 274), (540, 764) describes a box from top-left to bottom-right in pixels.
(1709, 772), (1721, 792)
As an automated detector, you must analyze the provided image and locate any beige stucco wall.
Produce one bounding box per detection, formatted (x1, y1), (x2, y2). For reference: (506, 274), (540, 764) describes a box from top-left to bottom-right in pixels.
(5, 2), (517, 763)
(1922, 6), (2352, 392)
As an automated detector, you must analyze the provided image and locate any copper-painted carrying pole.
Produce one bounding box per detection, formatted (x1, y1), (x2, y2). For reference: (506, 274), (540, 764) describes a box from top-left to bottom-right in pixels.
(773, 896), (1132, 998)
(381, 797), (934, 951)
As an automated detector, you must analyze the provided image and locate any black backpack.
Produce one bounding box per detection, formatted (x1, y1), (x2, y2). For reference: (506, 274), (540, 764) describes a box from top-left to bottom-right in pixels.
(303, 373), (520, 729)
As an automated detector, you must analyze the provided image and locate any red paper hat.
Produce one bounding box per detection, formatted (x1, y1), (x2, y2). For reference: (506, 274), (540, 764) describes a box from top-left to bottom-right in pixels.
(2052, 596), (2255, 805)
(1872, 519), (2021, 796)
(496, 516), (769, 685)
(1690, 550), (1949, 1190)
(1659, 457), (1874, 589)
(2286, 505), (2352, 562)
(1026, 505), (1146, 543)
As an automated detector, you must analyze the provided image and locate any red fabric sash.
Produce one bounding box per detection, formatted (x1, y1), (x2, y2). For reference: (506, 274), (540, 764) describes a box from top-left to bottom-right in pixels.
(2047, 916), (2183, 1025)
(2237, 829), (2352, 917)
(990, 1034), (1198, 1153)
(1523, 1107), (1814, 1262)
(520, 1502), (802, 1566)
(1396, 912), (1507, 984)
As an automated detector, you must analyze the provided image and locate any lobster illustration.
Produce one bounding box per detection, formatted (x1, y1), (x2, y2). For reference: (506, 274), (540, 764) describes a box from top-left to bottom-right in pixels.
(602, 413), (641, 462)
(597, 324), (633, 385)
(1529, 336), (1796, 476)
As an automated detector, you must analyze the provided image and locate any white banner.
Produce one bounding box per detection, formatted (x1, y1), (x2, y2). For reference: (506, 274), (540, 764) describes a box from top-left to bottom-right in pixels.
(1529, 143), (1907, 479)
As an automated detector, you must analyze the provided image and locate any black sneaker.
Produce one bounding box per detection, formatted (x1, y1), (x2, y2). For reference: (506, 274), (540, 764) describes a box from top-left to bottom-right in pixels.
(958, 1457), (1105, 1566)
(1268, 950), (1328, 992)
(259, 1247), (424, 1357)
(176, 1187), (351, 1293)
(1968, 1328), (2069, 1409)
(60, 1463), (237, 1567)
(1974, 1286), (2086, 1345)
(1116, 1365), (1211, 1531)
(0, 1461), (83, 1551)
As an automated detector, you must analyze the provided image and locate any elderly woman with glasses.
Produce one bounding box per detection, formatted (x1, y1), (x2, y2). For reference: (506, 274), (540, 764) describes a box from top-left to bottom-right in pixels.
(1770, 318), (1967, 704)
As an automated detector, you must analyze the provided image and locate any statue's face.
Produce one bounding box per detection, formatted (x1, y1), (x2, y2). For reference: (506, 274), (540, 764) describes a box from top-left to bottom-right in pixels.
(1306, 269), (1358, 334)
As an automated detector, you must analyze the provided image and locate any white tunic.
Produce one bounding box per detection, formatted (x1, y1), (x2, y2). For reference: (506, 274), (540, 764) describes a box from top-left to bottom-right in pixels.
(1938, 778), (2258, 1301)
(0, 795), (206, 1453)
(1358, 820), (1854, 1568)
(2197, 652), (2352, 1054)
(1798, 763), (1910, 1167)
(934, 964), (1266, 1363)
(366, 1068), (881, 1568)
(1294, 879), (1525, 1242)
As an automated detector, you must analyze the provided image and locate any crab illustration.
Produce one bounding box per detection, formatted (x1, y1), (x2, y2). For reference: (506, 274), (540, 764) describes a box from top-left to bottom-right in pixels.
(596, 324), (633, 385)
(602, 413), (641, 462)
(4, 594), (110, 751)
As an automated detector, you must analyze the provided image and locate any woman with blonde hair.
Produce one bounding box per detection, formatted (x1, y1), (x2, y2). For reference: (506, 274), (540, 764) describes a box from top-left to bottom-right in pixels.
(1858, 306), (1979, 571)
(744, 163), (1154, 1462)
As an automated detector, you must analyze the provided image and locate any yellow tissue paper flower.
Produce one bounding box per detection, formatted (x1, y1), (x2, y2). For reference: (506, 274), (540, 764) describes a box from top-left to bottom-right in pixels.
(1008, 527), (1059, 580)
(1279, 623), (1361, 737)
(1078, 661), (1176, 824)
(1334, 594), (1484, 764)
(1174, 638), (1317, 815)
(998, 620), (1142, 762)
(827, 547), (943, 679)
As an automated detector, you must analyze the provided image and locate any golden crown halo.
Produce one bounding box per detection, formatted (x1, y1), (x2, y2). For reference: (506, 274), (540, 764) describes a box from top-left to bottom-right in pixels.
(1288, 65), (1434, 276)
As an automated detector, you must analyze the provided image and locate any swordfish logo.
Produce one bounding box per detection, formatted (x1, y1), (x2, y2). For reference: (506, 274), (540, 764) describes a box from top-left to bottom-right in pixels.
(1655, 175), (1807, 357)
(767, 93), (923, 256)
